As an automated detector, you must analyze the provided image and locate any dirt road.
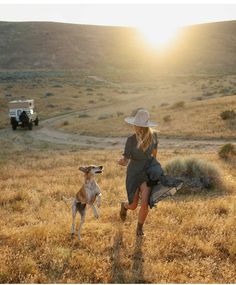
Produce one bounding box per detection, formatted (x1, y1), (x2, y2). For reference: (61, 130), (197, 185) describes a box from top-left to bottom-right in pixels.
(0, 109), (234, 151)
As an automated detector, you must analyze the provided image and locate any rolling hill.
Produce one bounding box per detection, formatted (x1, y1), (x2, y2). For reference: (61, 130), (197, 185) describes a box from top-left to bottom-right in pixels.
(0, 20), (236, 75)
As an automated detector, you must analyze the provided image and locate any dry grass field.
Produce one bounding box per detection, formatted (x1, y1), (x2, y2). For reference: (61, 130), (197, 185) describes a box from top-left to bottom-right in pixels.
(56, 94), (236, 139)
(0, 20), (236, 284)
(0, 145), (235, 283)
(1, 72), (236, 139)
(0, 69), (235, 285)
(0, 71), (122, 129)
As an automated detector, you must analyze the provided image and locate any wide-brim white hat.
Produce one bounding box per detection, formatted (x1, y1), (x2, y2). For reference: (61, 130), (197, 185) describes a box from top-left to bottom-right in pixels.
(124, 109), (158, 127)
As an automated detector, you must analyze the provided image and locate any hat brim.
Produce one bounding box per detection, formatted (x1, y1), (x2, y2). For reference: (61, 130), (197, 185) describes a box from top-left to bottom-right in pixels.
(124, 117), (158, 127)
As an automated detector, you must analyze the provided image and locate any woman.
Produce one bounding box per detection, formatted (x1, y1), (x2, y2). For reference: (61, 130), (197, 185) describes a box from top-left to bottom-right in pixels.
(118, 109), (182, 236)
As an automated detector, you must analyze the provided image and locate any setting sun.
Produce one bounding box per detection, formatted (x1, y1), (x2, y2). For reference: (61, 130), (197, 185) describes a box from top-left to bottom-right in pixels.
(138, 23), (181, 49)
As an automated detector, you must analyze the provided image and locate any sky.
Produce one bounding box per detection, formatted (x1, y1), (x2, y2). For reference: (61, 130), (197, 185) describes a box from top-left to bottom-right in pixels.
(0, 3), (235, 29)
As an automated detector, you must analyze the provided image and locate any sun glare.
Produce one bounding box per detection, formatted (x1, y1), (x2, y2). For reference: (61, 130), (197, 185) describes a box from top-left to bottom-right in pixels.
(138, 23), (180, 49)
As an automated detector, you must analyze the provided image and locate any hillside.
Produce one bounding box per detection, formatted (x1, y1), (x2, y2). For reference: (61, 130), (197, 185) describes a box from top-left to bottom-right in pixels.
(0, 21), (236, 74)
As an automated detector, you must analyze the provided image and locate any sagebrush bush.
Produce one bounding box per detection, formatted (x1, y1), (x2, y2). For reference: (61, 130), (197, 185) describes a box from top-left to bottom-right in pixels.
(163, 115), (171, 122)
(220, 110), (236, 120)
(203, 91), (214, 97)
(159, 102), (169, 107)
(117, 111), (124, 117)
(171, 101), (185, 109)
(86, 88), (93, 92)
(45, 92), (54, 97)
(62, 121), (69, 126)
(98, 114), (113, 120)
(218, 143), (236, 160)
(164, 156), (222, 192)
(78, 113), (90, 118)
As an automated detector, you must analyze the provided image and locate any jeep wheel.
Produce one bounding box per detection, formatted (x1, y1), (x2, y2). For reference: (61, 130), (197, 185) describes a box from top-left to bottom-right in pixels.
(35, 117), (39, 126)
(11, 118), (18, 130)
(12, 123), (17, 130)
(28, 122), (33, 130)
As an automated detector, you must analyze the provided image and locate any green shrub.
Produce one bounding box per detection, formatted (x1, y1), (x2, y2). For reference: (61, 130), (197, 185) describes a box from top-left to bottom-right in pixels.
(98, 114), (113, 120)
(171, 101), (185, 109)
(117, 111), (124, 117)
(62, 121), (69, 126)
(218, 143), (236, 160)
(45, 92), (54, 97)
(192, 96), (202, 101)
(86, 88), (93, 92)
(164, 156), (222, 192)
(163, 115), (171, 122)
(159, 102), (169, 107)
(220, 87), (232, 95)
(78, 113), (90, 118)
(47, 104), (56, 108)
(203, 91), (214, 97)
(64, 107), (72, 111)
(220, 110), (236, 120)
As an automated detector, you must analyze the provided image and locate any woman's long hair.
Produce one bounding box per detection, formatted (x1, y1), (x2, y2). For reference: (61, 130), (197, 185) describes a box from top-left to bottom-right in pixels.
(134, 126), (153, 152)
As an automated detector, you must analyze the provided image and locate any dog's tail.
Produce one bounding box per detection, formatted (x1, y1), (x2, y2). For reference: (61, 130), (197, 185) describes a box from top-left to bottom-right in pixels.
(62, 196), (74, 204)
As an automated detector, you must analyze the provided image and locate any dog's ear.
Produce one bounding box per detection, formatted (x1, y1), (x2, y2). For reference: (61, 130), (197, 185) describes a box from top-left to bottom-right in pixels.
(79, 167), (87, 173)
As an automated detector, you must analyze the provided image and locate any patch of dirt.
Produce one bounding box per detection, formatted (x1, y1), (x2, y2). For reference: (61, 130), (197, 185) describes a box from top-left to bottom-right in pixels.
(0, 115), (234, 152)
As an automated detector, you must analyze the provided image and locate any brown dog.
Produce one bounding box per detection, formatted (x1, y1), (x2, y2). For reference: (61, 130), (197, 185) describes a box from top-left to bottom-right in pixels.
(63, 165), (103, 240)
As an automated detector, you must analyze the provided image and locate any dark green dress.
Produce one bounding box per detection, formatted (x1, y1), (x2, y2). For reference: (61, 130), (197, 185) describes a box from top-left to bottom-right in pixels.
(123, 132), (162, 204)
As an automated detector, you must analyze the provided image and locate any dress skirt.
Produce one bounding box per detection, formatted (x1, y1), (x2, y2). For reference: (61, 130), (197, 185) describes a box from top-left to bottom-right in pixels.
(123, 133), (182, 207)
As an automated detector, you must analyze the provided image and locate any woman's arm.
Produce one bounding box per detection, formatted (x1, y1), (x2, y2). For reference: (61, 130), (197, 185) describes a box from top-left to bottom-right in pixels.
(118, 136), (132, 166)
(152, 148), (157, 158)
(118, 157), (129, 166)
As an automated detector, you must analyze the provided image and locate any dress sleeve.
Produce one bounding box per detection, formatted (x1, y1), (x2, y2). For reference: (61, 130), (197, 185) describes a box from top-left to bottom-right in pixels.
(123, 136), (132, 159)
(153, 132), (159, 149)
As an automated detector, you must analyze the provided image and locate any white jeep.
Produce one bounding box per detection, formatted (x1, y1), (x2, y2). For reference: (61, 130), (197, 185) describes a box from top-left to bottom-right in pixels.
(9, 100), (39, 130)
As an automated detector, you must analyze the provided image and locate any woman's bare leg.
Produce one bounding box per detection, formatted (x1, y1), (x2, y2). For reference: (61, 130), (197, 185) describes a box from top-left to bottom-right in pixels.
(138, 182), (150, 224)
(124, 189), (139, 210)
(120, 188), (140, 221)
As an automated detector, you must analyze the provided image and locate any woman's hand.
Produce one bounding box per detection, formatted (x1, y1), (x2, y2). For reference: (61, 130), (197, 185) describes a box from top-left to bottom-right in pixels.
(118, 157), (128, 166)
(152, 148), (157, 158)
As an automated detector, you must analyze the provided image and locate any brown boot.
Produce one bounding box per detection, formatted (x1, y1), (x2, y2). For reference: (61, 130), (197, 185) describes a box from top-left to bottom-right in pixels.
(120, 202), (127, 222)
(136, 222), (144, 236)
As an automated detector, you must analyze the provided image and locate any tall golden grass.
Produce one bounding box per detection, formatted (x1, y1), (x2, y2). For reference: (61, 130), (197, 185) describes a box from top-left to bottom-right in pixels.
(0, 149), (235, 283)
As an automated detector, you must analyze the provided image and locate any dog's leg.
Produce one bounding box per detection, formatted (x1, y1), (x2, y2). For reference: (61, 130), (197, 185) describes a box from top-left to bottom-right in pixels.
(78, 209), (86, 240)
(96, 194), (102, 208)
(71, 201), (77, 238)
(91, 205), (99, 219)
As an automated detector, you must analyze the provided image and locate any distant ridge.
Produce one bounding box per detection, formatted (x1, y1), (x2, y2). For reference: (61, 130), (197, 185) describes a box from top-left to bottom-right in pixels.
(0, 20), (235, 74)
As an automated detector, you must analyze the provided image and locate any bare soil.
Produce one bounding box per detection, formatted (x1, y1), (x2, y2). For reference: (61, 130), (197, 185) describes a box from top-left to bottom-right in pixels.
(1, 110), (234, 152)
